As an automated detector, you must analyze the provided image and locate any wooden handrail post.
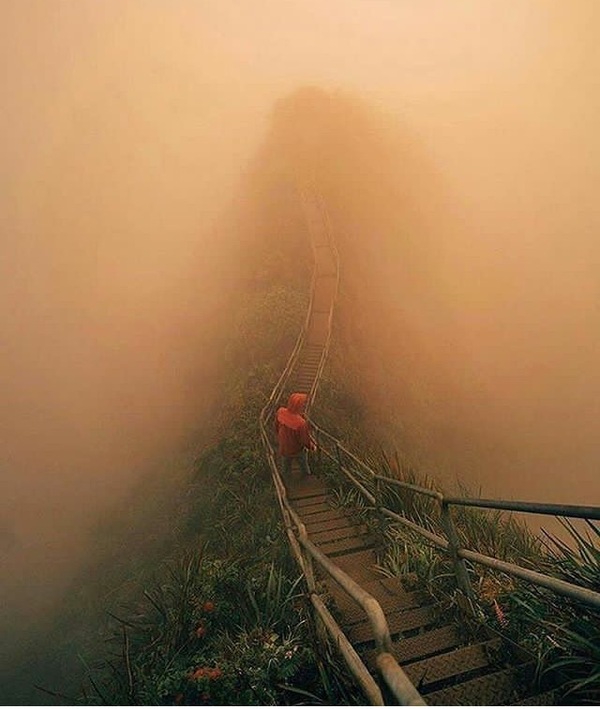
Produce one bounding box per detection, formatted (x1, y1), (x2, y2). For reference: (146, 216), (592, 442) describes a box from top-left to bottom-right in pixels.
(440, 500), (475, 605)
(316, 430), (322, 470)
(375, 475), (386, 533)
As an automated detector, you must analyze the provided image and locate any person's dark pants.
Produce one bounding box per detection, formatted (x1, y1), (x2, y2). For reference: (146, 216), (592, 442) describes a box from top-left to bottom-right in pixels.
(282, 451), (311, 477)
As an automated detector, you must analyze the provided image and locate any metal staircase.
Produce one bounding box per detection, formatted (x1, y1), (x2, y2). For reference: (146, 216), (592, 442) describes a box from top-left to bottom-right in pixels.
(259, 186), (600, 705)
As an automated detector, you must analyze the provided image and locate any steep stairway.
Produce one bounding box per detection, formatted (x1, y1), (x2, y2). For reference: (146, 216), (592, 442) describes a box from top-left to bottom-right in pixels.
(285, 471), (558, 705)
(262, 187), (566, 704)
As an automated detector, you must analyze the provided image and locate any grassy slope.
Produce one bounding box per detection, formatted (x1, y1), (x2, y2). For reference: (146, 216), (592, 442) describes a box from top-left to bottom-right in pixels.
(312, 217), (600, 707)
(18, 112), (365, 705)
(14, 87), (597, 705)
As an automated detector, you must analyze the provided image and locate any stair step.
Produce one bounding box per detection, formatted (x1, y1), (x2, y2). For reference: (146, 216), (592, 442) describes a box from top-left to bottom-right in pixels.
(297, 501), (333, 516)
(348, 605), (438, 645)
(293, 494), (328, 509)
(305, 515), (357, 534)
(318, 535), (375, 557)
(302, 508), (348, 525)
(333, 549), (379, 583)
(404, 639), (501, 690)
(287, 479), (328, 500)
(512, 689), (557, 705)
(328, 579), (428, 623)
(361, 576), (408, 594)
(362, 625), (463, 668)
(287, 487), (326, 502)
(425, 667), (519, 706)
(311, 523), (369, 545)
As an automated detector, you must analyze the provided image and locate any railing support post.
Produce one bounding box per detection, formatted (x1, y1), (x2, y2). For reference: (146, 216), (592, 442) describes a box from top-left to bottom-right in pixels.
(375, 475), (386, 534)
(335, 441), (343, 474)
(316, 430), (322, 471)
(303, 551), (317, 595)
(440, 500), (475, 605)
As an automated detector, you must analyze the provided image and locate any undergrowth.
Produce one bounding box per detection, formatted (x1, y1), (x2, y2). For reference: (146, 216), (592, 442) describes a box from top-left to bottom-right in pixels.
(317, 433), (600, 704)
(82, 335), (362, 705)
(66, 152), (365, 703)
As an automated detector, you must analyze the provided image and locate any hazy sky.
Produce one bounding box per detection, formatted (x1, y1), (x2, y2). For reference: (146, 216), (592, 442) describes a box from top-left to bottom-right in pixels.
(2, 0), (600, 690)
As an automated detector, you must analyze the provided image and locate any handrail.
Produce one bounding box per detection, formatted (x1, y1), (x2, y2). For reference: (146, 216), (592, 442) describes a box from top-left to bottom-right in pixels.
(298, 188), (340, 413)
(314, 429), (600, 611)
(259, 186), (426, 705)
(319, 445), (376, 505)
(444, 496), (600, 521)
(258, 172), (600, 704)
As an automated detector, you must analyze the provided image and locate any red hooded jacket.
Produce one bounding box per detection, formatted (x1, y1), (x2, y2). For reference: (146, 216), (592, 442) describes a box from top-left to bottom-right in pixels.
(275, 393), (314, 457)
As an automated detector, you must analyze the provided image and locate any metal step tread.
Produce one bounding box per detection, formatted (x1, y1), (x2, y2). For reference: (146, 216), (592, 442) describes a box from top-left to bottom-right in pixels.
(361, 624), (463, 669)
(425, 667), (520, 706)
(318, 535), (375, 557)
(328, 581), (428, 623)
(302, 344), (324, 350)
(310, 523), (369, 545)
(297, 501), (335, 516)
(302, 508), (349, 525)
(332, 549), (379, 583)
(511, 688), (558, 705)
(347, 605), (438, 645)
(305, 516), (359, 534)
(287, 482), (328, 501)
(404, 639), (502, 690)
(293, 494), (329, 509)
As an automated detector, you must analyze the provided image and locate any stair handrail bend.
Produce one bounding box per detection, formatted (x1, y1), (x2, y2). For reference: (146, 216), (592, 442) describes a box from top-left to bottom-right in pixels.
(311, 422), (600, 612)
(258, 188), (426, 706)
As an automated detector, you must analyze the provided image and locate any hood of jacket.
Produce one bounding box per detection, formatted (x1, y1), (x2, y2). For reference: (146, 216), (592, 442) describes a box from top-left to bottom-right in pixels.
(286, 392), (307, 414)
(276, 392), (308, 430)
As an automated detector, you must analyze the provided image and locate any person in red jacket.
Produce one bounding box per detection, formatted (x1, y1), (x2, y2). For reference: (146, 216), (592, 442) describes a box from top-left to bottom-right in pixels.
(275, 392), (316, 477)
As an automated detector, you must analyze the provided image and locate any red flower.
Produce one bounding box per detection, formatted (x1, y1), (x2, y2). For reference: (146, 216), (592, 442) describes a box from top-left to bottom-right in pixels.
(493, 599), (509, 628)
(191, 668), (207, 681)
(195, 624), (206, 639)
(202, 601), (215, 613)
(190, 666), (222, 682)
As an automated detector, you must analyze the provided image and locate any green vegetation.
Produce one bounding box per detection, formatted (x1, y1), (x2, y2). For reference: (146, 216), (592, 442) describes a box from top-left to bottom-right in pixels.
(55, 150), (367, 704)
(313, 432), (600, 704)
(25, 88), (598, 705)
(80, 268), (364, 704)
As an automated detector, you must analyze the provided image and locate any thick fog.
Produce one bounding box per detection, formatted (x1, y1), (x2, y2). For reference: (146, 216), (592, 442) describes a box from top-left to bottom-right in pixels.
(1, 0), (274, 683)
(2, 0), (599, 699)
